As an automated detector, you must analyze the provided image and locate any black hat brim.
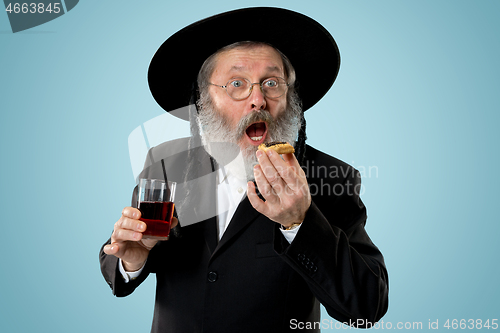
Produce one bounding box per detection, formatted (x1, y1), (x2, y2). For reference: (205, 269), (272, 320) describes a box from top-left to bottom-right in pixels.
(148, 7), (340, 120)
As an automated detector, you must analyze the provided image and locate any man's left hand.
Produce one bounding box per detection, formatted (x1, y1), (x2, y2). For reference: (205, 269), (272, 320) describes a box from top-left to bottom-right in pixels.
(247, 149), (311, 228)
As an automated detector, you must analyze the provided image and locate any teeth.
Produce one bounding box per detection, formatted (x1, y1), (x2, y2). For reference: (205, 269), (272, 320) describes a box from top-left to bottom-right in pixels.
(250, 136), (263, 141)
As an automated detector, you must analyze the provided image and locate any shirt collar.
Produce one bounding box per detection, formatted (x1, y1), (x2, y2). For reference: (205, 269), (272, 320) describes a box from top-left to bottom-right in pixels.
(217, 165), (248, 187)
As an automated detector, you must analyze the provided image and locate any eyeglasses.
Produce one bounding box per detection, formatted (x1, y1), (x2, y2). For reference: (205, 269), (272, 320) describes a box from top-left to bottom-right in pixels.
(209, 77), (289, 100)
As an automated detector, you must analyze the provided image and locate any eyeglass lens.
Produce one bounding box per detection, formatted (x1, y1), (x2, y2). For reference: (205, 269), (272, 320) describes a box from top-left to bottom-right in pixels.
(226, 77), (287, 100)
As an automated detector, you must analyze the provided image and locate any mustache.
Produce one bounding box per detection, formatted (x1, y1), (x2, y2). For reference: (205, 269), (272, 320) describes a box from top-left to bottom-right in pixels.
(235, 110), (274, 140)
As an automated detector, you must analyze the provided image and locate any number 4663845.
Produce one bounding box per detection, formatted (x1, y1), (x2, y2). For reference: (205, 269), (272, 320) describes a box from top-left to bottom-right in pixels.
(5, 3), (61, 14)
(444, 319), (498, 330)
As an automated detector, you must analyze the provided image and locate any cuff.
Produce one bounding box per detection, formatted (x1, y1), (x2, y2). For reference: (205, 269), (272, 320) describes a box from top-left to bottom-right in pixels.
(279, 223), (303, 244)
(118, 259), (146, 283)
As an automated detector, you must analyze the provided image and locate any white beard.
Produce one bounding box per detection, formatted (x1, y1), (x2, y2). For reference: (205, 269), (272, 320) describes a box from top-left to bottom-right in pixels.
(196, 94), (302, 181)
(197, 117), (255, 181)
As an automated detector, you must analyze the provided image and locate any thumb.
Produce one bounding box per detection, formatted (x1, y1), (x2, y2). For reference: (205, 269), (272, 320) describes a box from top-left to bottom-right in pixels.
(103, 242), (121, 256)
(171, 216), (179, 228)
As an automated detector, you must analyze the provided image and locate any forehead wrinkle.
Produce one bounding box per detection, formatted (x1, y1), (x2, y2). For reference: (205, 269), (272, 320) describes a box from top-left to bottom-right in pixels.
(228, 65), (246, 73)
(227, 65), (284, 78)
(212, 46), (286, 80)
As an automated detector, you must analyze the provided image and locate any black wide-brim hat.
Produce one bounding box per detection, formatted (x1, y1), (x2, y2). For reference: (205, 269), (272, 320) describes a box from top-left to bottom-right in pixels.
(148, 7), (340, 121)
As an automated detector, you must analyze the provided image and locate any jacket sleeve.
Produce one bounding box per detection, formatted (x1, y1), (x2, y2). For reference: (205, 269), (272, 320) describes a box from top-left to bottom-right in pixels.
(274, 167), (389, 327)
(99, 238), (152, 297)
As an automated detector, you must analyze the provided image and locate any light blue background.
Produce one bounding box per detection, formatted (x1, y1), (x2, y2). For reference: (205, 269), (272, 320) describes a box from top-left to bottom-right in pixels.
(1, 1), (499, 331)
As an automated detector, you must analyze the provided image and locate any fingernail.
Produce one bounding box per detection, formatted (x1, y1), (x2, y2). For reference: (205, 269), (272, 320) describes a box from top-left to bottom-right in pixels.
(266, 149), (273, 157)
(256, 150), (263, 158)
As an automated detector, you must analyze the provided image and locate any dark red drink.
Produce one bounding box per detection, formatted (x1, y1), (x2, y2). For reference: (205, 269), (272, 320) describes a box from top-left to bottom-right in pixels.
(138, 201), (175, 239)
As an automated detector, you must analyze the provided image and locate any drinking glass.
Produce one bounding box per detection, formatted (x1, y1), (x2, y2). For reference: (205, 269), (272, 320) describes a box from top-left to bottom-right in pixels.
(137, 179), (176, 240)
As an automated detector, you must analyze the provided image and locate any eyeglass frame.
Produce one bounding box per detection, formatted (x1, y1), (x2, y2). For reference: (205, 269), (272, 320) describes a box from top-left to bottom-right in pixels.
(208, 77), (290, 101)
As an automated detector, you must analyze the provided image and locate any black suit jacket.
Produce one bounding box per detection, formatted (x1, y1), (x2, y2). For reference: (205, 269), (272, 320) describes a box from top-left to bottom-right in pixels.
(100, 139), (388, 332)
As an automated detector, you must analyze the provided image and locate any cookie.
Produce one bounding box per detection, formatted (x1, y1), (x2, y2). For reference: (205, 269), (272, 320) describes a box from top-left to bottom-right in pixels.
(258, 141), (295, 154)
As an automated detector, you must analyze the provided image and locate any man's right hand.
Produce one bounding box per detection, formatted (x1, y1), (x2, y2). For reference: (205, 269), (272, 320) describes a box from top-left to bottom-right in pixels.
(103, 207), (178, 271)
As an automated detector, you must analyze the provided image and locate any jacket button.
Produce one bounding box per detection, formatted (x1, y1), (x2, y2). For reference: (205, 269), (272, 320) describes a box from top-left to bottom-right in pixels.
(207, 271), (218, 282)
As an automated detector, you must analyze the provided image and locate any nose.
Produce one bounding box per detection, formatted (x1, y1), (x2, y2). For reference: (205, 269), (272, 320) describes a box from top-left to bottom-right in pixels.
(249, 83), (266, 110)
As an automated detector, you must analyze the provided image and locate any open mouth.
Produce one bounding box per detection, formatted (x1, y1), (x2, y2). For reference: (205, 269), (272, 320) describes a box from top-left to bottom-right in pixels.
(245, 122), (268, 145)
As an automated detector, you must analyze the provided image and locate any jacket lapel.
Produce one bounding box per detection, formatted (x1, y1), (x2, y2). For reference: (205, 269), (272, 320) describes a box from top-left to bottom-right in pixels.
(193, 148), (219, 255)
(202, 216), (218, 255)
(210, 196), (260, 259)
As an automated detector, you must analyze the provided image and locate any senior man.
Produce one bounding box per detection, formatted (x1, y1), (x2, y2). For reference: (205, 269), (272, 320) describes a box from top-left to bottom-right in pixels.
(100, 7), (388, 333)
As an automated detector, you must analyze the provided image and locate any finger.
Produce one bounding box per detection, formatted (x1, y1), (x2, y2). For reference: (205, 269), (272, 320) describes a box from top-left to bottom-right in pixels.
(282, 152), (304, 176)
(256, 150), (286, 191)
(103, 243), (118, 255)
(247, 181), (269, 215)
(116, 216), (146, 233)
(112, 227), (143, 243)
(122, 207), (141, 219)
(171, 216), (179, 228)
(254, 164), (280, 202)
(263, 149), (296, 180)
(103, 241), (130, 259)
(265, 150), (304, 191)
(262, 148), (288, 168)
(103, 242), (127, 258)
